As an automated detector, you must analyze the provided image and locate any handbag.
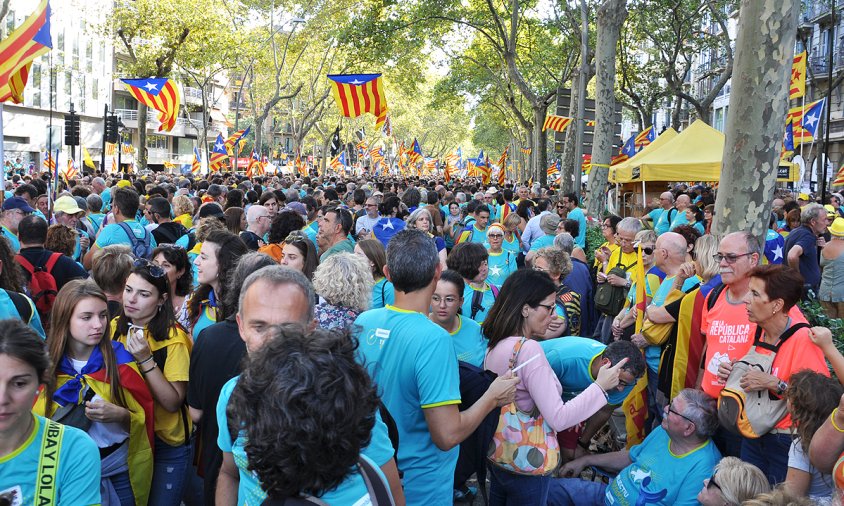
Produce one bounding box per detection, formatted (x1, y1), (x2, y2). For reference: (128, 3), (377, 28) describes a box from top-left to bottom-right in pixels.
(595, 256), (636, 317)
(51, 388), (96, 433)
(487, 337), (560, 476)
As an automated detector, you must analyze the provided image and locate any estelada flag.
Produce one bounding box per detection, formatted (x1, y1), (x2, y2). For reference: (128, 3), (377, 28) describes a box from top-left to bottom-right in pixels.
(786, 105), (813, 146)
(191, 147), (202, 174)
(634, 126), (655, 149)
(408, 138), (423, 164)
(328, 74), (388, 129)
(833, 165), (844, 186)
(660, 287), (708, 401)
(790, 51), (807, 100)
(0, 0), (52, 104)
(209, 133), (229, 172)
(33, 341), (155, 505)
(542, 114), (573, 133)
(121, 78), (181, 131)
(224, 127), (250, 156)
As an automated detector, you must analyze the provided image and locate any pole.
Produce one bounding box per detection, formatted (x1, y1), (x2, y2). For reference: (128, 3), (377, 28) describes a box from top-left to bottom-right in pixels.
(101, 105), (108, 172)
(821, 0), (835, 203)
(118, 133), (122, 173)
(572, 0), (588, 194)
(0, 103), (5, 198)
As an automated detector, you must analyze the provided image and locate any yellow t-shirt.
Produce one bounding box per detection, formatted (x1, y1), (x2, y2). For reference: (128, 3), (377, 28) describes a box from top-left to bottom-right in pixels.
(112, 319), (193, 446)
(602, 247), (641, 283)
(594, 241), (620, 269)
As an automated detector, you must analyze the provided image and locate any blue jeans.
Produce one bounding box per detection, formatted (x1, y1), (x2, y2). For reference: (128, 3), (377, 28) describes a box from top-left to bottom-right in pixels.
(646, 368), (665, 433)
(741, 432), (793, 485)
(489, 465), (551, 505)
(110, 470), (134, 506)
(149, 436), (192, 506)
(593, 315), (613, 344)
(713, 426), (743, 458)
(547, 478), (607, 506)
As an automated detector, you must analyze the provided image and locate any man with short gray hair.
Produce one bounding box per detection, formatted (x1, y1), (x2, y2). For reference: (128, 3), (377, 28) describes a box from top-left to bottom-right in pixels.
(549, 388), (721, 506)
(785, 202), (827, 293)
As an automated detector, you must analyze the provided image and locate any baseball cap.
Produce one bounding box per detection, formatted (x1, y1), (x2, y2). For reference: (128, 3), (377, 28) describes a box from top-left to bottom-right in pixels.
(797, 193), (810, 201)
(1, 196), (35, 213)
(284, 202), (307, 216)
(197, 202), (225, 220)
(116, 180), (132, 188)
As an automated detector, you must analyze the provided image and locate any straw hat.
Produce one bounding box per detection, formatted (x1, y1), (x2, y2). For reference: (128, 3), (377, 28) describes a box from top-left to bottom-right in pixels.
(830, 217), (844, 237)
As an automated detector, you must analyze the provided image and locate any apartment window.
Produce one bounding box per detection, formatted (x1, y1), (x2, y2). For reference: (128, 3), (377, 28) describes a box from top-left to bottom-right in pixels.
(72, 36), (79, 69)
(86, 40), (93, 73)
(147, 135), (168, 150)
(92, 77), (98, 101)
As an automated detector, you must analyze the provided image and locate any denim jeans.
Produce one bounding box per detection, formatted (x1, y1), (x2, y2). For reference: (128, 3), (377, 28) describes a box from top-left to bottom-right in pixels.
(489, 465), (551, 505)
(593, 315), (614, 344)
(149, 436), (192, 506)
(713, 426), (743, 458)
(645, 368), (665, 434)
(547, 478), (607, 506)
(741, 432), (793, 485)
(110, 469), (135, 506)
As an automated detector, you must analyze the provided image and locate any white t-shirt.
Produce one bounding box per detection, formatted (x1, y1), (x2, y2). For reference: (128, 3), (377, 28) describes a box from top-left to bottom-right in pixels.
(69, 358), (130, 448)
(788, 438), (833, 505)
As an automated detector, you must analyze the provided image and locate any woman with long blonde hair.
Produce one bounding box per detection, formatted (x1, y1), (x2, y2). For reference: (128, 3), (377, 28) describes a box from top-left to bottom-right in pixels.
(34, 279), (154, 505)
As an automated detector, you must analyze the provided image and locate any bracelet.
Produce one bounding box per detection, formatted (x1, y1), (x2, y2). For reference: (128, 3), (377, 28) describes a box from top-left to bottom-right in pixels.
(830, 409), (844, 433)
(136, 356), (154, 367)
(141, 363), (157, 375)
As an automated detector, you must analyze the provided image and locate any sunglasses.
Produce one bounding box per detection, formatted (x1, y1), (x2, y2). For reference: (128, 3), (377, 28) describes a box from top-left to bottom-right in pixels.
(706, 474), (721, 491)
(487, 233), (504, 238)
(713, 252), (752, 264)
(640, 247), (654, 255)
(157, 243), (185, 251)
(134, 258), (165, 278)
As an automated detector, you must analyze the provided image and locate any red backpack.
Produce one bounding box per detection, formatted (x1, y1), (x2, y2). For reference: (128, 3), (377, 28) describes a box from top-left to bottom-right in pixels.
(16, 253), (62, 323)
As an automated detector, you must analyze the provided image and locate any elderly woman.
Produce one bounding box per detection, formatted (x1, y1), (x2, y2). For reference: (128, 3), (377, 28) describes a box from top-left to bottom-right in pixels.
(172, 195), (194, 229)
(312, 252), (374, 330)
(484, 223), (518, 287)
(697, 457), (770, 506)
(717, 265), (828, 485)
(407, 207), (447, 268)
(532, 246), (581, 338)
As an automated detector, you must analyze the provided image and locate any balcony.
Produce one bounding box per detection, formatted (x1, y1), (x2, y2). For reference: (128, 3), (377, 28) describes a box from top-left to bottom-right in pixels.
(112, 108), (219, 139)
(183, 86), (203, 105)
(803, 1), (836, 25)
(808, 46), (844, 77)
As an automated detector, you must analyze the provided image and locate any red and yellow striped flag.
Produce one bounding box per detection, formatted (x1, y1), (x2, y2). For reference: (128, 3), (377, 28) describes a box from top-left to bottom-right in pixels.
(328, 74), (389, 129)
(833, 165), (844, 186)
(542, 115), (573, 133)
(0, 0), (51, 104)
(786, 104), (813, 146)
(790, 51), (806, 100)
(121, 78), (181, 132)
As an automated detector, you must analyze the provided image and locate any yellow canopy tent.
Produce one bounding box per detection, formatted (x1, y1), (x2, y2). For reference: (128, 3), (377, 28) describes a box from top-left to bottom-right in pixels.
(609, 127), (678, 183)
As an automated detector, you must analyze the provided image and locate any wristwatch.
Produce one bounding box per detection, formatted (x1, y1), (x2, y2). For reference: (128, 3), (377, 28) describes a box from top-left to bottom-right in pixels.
(775, 379), (788, 396)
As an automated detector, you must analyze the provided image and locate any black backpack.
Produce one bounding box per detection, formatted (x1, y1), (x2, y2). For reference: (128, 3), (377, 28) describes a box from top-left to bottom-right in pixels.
(453, 360), (499, 505)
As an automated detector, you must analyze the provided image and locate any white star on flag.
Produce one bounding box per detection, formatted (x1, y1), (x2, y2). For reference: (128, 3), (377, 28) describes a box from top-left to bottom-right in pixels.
(773, 245), (783, 262)
(143, 82), (158, 92)
(804, 112), (819, 129)
(215, 142), (225, 151)
(350, 79), (363, 85)
(381, 219), (394, 230)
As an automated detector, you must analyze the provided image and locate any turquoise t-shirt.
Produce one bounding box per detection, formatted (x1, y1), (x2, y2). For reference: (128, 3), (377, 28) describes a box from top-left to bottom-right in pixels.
(449, 315), (487, 367)
(460, 283), (497, 324)
(540, 336), (632, 406)
(501, 235), (520, 255)
(647, 208), (663, 224)
(0, 415), (101, 505)
(354, 306), (461, 505)
(458, 224), (488, 244)
(191, 302), (217, 340)
(528, 234), (555, 251)
(101, 188), (112, 211)
(95, 219), (158, 250)
(567, 207), (587, 249)
(605, 426), (721, 506)
(216, 376), (394, 505)
(371, 277), (395, 309)
(691, 221), (705, 235)
(654, 209), (673, 235)
(669, 210), (689, 231)
(0, 289), (45, 338)
(303, 220), (319, 251)
(485, 250), (517, 288)
(87, 213), (105, 235)
(644, 275), (701, 373)
(1, 225), (20, 253)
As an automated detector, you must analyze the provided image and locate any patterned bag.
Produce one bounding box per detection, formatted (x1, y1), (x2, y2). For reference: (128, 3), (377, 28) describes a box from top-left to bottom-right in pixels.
(487, 337), (560, 475)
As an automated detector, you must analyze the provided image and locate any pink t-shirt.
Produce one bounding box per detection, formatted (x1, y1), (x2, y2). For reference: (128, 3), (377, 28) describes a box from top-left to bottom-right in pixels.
(700, 288), (808, 399)
(484, 336), (607, 432)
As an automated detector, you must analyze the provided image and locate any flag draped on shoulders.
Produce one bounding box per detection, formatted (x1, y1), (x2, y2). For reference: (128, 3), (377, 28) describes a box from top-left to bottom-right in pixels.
(33, 341), (154, 506)
(327, 74), (389, 129)
(623, 246), (649, 447)
(0, 0), (52, 104)
(121, 78), (181, 132)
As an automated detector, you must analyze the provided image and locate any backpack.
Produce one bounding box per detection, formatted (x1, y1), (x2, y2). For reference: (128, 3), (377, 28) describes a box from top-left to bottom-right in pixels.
(261, 456), (395, 506)
(118, 222), (153, 259)
(717, 322), (809, 439)
(15, 252), (61, 324)
(453, 360), (499, 505)
(470, 284), (500, 321)
(594, 256), (636, 316)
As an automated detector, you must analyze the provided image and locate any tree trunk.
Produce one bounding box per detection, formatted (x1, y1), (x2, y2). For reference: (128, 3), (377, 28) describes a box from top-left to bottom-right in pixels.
(671, 95), (682, 129)
(570, 0), (590, 195)
(137, 103), (148, 172)
(713, 0), (798, 240)
(255, 117), (265, 154)
(534, 105), (549, 186)
(586, 0), (627, 219)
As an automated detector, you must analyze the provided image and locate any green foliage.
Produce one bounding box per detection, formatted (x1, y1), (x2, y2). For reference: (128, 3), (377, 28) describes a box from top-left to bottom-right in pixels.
(585, 224), (604, 266)
(800, 297), (844, 355)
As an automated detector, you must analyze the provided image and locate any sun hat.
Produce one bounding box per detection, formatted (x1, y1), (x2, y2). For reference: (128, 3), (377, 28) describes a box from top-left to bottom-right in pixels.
(830, 217), (844, 237)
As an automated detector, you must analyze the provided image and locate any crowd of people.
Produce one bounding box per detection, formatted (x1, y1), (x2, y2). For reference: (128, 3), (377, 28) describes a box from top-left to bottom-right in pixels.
(0, 169), (843, 506)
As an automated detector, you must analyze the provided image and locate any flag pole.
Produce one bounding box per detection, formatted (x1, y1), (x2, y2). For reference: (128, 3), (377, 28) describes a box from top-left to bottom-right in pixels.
(821, 0), (835, 204)
(0, 103), (6, 201)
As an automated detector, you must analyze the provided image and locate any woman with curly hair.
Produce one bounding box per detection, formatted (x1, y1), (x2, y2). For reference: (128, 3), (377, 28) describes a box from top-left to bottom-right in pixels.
(184, 230), (248, 339)
(172, 195), (194, 229)
(45, 224), (78, 260)
(783, 371), (842, 504)
(312, 253), (373, 330)
(227, 326), (395, 504)
(406, 207), (447, 268)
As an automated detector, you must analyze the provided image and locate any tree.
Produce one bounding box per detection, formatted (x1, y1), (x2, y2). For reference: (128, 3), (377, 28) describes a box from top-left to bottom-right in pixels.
(713, 0), (798, 239)
(586, 0), (627, 219)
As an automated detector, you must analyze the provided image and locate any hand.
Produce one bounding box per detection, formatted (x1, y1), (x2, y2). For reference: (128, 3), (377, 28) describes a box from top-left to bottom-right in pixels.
(559, 458), (588, 478)
(547, 316), (564, 334)
(79, 234), (90, 250)
(675, 262), (696, 285)
(487, 370), (520, 407)
(596, 272), (607, 284)
(717, 360), (733, 382)
(611, 319), (624, 338)
(606, 274), (627, 287)
(126, 328), (152, 362)
(595, 247), (610, 263)
(85, 399), (128, 424)
(595, 357), (630, 392)
(631, 333), (647, 348)
(739, 370), (778, 392)
(818, 236), (827, 248)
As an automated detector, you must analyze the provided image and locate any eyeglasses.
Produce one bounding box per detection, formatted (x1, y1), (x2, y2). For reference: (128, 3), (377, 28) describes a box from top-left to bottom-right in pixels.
(134, 258), (165, 278)
(431, 295), (459, 305)
(617, 236), (635, 244)
(713, 252), (752, 264)
(488, 233), (504, 238)
(601, 223), (611, 229)
(667, 401), (696, 425)
(535, 303), (555, 312)
(706, 474), (721, 491)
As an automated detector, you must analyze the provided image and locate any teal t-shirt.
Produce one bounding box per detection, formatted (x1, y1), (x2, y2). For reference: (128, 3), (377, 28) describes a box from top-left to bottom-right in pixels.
(354, 306), (461, 505)
(1, 225), (20, 253)
(303, 220), (319, 251)
(691, 221), (705, 235)
(95, 219), (158, 250)
(501, 235), (520, 254)
(540, 336), (632, 406)
(461, 283), (497, 324)
(528, 234), (556, 251)
(449, 315), (488, 367)
(191, 301), (217, 340)
(567, 207), (587, 248)
(645, 275), (701, 372)
(101, 188), (112, 211)
(647, 208), (663, 224)
(669, 210), (689, 231)
(605, 426), (721, 506)
(88, 214), (105, 235)
(484, 250), (517, 288)
(0, 415), (101, 505)
(216, 376), (394, 505)
(654, 209), (673, 235)
(0, 289), (45, 338)
(371, 277), (395, 309)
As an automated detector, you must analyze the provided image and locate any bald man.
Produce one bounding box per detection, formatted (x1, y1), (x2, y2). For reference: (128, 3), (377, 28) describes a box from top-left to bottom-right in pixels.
(240, 205), (270, 250)
(669, 194), (691, 231)
(643, 192), (675, 236)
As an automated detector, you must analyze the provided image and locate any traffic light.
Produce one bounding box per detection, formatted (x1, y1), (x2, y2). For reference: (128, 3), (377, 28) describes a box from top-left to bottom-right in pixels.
(104, 115), (119, 144)
(64, 112), (80, 146)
